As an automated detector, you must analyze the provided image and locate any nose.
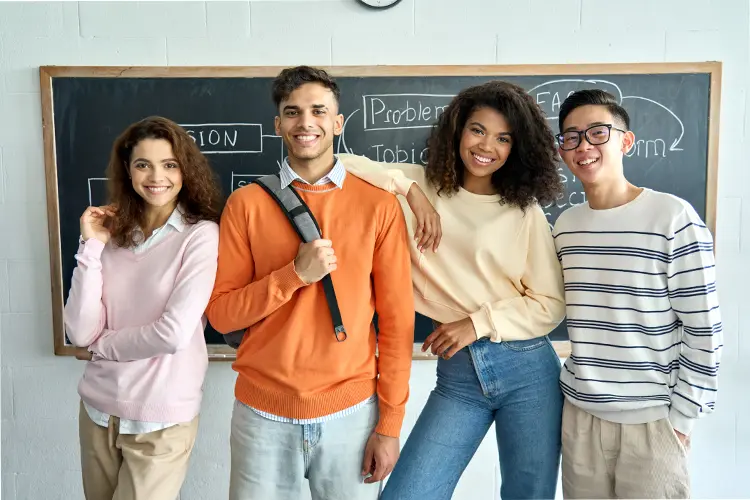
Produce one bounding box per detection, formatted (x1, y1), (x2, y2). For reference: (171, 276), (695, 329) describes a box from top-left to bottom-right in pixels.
(575, 133), (594, 153)
(479, 134), (493, 152)
(299, 110), (316, 130)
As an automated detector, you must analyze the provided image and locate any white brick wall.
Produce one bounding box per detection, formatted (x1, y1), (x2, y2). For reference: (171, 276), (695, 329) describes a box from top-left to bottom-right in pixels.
(0, 1), (748, 498)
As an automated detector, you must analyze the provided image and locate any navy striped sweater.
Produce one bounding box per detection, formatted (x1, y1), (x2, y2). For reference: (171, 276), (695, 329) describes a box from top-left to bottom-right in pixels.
(552, 188), (722, 435)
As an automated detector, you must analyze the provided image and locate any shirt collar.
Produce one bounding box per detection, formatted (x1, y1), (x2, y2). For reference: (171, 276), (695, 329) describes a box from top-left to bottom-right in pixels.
(279, 156), (346, 190)
(133, 204), (186, 240)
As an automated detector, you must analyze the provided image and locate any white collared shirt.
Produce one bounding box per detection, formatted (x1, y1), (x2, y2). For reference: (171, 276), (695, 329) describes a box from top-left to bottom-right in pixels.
(83, 205), (187, 434)
(278, 156), (346, 190)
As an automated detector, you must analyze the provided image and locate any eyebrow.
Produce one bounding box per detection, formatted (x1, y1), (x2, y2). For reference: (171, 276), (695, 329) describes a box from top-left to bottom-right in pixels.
(282, 104), (328, 112)
(131, 158), (178, 164)
(468, 121), (512, 136)
(562, 121), (608, 133)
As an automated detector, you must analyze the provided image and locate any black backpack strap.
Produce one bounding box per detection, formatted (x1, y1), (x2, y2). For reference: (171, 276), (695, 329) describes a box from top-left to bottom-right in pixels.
(253, 175), (347, 342)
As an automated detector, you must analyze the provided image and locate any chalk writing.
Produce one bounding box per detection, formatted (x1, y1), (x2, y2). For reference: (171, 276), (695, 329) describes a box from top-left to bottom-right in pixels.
(182, 123), (263, 154)
(370, 143), (429, 164)
(363, 94), (453, 131)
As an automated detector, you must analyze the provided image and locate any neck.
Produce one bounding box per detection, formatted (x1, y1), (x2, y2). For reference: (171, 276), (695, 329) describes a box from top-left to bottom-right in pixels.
(584, 176), (642, 210)
(461, 171), (496, 196)
(288, 152), (335, 185)
(142, 203), (176, 237)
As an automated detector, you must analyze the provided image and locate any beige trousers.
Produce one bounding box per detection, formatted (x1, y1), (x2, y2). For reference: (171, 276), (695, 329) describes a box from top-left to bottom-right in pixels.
(562, 400), (690, 499)
(78, 401), (199, 500)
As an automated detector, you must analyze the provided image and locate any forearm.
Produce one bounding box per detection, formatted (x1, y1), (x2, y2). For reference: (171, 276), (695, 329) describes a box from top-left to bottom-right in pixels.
(63, 239), (107, 346)
(338, 153), (422, 196)
(207, 261), (307, 334)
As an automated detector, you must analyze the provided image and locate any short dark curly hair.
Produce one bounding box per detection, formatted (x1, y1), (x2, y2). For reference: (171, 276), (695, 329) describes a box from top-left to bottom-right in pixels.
(425, 81), (563, 210)
(272, 66), (340, 109)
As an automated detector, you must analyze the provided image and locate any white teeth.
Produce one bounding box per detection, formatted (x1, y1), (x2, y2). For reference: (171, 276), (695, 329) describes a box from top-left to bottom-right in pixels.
(472, 153), (493, 164)
(146, 187), (168, 193)
(296, 135), (317, 142)
(578, 158), (598, 166)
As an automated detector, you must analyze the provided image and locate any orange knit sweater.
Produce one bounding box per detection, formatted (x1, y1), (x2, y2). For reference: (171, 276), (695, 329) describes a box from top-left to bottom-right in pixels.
(206, 177), (414, 437)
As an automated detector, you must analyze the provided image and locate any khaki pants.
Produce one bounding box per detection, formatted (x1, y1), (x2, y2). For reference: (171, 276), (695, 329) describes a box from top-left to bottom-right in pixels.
(561, 399), (690, 499)
(78, 401), (199, 500)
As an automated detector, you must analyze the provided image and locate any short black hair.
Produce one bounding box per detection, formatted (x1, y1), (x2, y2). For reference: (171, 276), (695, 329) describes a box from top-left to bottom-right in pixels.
(558, 89), (630, 132)
(271, 66), (341, 109)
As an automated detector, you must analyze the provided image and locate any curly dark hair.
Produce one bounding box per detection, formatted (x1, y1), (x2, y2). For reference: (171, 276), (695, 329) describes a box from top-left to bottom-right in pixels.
(272, 66), (340, 109)
(425, 81), (563, 210)
(105, 116), (223, 248)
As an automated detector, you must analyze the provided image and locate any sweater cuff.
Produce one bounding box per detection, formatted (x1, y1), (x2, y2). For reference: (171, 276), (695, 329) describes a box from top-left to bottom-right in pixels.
(80, 238), (105, 257)
(276, 260), (308, 293)
(375, 405), (405, 438)
(469, 306), (495, 341)
(668, 407), (695, 436)
(393, 176), (416, 197)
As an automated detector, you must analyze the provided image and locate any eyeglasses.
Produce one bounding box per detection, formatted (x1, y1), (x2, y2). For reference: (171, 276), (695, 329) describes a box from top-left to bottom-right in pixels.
(556, 124), (627, 151)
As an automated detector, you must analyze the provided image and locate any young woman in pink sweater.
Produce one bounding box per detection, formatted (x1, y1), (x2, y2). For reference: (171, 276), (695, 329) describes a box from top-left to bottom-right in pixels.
(63, 116), (222, 500)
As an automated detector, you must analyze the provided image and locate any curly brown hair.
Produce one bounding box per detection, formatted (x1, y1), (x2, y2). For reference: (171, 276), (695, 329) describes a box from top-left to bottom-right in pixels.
(105, 116), (223, 248)
(426, 81), (563, 210)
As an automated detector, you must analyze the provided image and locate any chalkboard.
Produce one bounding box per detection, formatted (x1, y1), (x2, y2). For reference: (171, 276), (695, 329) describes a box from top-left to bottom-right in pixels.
(41, 64), (721, 360)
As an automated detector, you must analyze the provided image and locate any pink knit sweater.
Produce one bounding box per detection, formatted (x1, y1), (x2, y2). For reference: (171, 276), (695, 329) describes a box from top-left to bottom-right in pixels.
(64, 220), (219, 422)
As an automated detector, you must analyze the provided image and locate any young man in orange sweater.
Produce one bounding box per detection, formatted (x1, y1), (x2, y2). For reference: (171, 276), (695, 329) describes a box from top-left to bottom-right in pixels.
(206, 66), (415, 500)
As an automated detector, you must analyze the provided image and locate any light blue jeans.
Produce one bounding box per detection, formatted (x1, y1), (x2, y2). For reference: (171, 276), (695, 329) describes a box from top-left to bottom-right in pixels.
(229, 398), (382, 500)
(381, 336), (563, 500)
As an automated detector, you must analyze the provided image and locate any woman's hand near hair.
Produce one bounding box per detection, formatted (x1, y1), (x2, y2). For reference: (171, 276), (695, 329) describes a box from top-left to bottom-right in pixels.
(80, 205), (116, 244)
(406, 184), (441, 253)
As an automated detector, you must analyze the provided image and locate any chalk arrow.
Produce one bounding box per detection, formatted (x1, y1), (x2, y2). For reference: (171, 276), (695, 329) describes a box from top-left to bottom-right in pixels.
(621, 95), (684, 151)
(338, 108), (361, 155)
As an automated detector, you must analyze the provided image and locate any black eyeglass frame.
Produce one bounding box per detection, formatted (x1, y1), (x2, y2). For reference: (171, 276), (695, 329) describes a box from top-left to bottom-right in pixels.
(556, 124), (628, 151)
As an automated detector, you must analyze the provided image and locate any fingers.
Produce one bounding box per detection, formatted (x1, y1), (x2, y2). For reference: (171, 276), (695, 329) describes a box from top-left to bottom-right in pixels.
(431, 334), (454, 357)
(417, 219), (432, 252)
(442, 342), (462, 360)
(421, 330), (439, 352)
(364, 456), (388, 484)
(433, 220), (442, 252)
(311, 239), (332, 248)
(361, 443), (375, 478)
(414, 219), (424, 246)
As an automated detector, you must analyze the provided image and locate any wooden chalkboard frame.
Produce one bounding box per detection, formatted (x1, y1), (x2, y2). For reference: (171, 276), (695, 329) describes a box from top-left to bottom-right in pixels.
(40, 62), (722, 361)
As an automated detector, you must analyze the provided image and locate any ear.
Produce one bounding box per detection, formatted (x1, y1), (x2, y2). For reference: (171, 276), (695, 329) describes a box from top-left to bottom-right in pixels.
(621, 130), (635, 154)
(274, 116), (281, 136)
(333, 113), (344, 136)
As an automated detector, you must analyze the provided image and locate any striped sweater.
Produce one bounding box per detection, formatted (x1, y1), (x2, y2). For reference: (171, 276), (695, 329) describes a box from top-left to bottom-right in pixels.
(552, 188), (722, 436)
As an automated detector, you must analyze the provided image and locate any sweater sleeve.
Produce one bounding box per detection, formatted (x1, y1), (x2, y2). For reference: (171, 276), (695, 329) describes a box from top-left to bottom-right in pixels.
(205, 191), (308, 334)
(469, 205), (566, 342)
(63, 238), (108, 347)
(89, 223), (219, 362)
(666, 207), (723, 436)
(370, 196), (415, 438)
(337, 153), (425, 197)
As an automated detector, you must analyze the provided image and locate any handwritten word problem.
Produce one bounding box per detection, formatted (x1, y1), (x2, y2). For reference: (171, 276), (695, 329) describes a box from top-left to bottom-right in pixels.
(364, 94), (451, 131)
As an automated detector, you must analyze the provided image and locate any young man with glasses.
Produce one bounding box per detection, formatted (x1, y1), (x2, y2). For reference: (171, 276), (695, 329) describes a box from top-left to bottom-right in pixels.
(552, 89), (722, 498)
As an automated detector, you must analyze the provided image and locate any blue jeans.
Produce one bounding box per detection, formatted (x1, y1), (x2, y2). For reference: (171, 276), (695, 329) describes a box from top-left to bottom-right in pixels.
(381, 337), (563, 500)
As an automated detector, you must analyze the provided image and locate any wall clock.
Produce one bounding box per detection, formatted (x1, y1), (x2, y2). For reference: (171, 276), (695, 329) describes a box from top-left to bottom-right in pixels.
(356, 0), (403, 9)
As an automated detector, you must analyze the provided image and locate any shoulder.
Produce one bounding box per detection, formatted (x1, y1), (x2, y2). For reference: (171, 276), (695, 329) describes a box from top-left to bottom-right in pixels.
(552, 203), (588, 235)
(345, 175), (401, 207)
(184, 220), (220, 248)
(642, 189), (707, 233)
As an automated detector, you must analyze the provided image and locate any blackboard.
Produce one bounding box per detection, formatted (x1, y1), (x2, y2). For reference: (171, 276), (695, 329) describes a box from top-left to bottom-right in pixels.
(41, 64), (721, 360)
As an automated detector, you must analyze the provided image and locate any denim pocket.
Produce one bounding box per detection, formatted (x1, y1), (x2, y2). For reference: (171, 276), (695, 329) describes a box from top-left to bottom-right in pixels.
(502, 336), (548, 352)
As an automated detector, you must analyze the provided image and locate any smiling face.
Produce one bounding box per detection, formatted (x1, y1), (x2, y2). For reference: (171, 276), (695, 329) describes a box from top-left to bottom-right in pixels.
(274, 82), (344, 164)
(458, 106), (513, 185)
(558, 104), (635, 187)
(128, 138), (183, 210)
